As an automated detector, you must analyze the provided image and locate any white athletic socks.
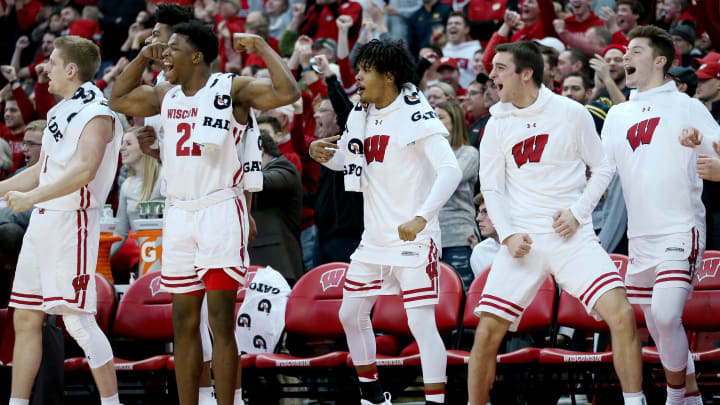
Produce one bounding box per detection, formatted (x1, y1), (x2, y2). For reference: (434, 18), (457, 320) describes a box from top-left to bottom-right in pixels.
(9, 399), (29, 405)
(425, 387), (445, 404)
(234, 388), (244, 405)
(100, 393), (121, 405)
(199, 386), (216, 405)
(666, 383), (686, 404)
(623, 391), (647, 405)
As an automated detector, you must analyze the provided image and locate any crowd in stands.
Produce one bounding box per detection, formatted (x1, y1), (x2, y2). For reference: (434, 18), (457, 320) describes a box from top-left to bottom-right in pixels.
(1, 0), (720, 297)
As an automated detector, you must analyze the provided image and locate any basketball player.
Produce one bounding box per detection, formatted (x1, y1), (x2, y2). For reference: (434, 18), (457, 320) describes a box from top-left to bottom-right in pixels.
(469, 41), (646, 405)
(310, 39), (462, 405)
(109, 22), (299, 405)
(0, 36), (122, 405)
(603, 26), (720, 405)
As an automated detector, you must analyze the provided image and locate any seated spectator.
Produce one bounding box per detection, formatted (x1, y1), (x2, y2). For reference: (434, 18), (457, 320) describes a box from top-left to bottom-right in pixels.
(442, 12), (482, 88)
(668, 65), (697, 96)
(0, 139), (12, 181)
(468, 73), (499, 146)
(468, 193), (500, 277)
(256, 112), (303, 174)
(435, 101), (479, 290)
(248, 131), (303, 285)
(110, 127), (162, 257)
(15, 119), (44, 175)
(436, 56), (467, 96)
(426, 81), (456, 107)
(0, 96), (27, 173)
(407, 0), (452, 56)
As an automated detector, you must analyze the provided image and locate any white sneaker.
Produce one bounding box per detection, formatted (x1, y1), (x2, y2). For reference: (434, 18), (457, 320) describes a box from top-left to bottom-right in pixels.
(360, 392), (392, 404)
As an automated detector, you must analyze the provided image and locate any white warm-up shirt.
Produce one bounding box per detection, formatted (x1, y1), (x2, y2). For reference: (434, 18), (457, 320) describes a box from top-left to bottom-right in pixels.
(602, 81), (720, 239)
(480, 86), (614, 242)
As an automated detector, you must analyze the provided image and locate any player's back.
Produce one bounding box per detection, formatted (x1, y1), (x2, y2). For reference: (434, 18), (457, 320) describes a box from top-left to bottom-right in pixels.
(481, 87), (602, 234)
(160, 78), (246, 201)
(602, 82), (715, 238)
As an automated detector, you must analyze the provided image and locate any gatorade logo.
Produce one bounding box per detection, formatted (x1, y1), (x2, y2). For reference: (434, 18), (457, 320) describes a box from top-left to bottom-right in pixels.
(138, 235), (163, 275)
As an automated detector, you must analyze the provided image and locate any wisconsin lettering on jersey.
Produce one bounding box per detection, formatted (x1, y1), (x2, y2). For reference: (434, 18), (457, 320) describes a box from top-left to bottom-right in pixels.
(512, 134), (549, 168)
(627, 117), (661, 151)
(365, 135), (390, 164)
(167, 108), (198, 120)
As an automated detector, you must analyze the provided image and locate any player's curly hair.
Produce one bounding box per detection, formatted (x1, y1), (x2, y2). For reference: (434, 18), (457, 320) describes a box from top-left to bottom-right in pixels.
(354, 39), (417, 90)
(156, 3), (193, 27)
(173, 21), (218, 65)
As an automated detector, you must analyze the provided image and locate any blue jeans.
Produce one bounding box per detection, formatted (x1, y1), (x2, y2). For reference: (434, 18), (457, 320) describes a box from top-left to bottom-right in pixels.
(301, 225), (320, 271)
(442, 246), (474, 291)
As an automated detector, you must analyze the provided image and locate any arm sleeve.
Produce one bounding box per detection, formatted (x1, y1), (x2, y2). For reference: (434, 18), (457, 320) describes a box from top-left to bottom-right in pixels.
(110, 184), (130, 257)
(479, 119), (516, 242)
(597, 174), (627, 253)
(307, 79), (329, 98)
(687, 98), (720, 157)
(415, 134), (462, 221)
(569, 108), (615, 225)
(337, 56), (357, 94)
(558, 30), (605, 56)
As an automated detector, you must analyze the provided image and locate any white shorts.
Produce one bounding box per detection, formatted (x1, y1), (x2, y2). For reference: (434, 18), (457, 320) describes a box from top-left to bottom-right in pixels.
(474, 225), (624, 331)
(161, 197), (249, 294)
(343, 241), (440, 308)
(10, 208), (99, 315)
(625, 227), (703, 305)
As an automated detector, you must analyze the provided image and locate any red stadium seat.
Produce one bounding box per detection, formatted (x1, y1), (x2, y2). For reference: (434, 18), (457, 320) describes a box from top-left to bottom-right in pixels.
(346, 263), (464, 367)
(447, 266), (557, 366)
(254, 262), (350, 368)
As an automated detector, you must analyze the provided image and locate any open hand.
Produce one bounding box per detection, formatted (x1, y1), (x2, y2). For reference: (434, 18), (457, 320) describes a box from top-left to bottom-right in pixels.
(697, 154), (720, 181)
(309, 135), (340, 163)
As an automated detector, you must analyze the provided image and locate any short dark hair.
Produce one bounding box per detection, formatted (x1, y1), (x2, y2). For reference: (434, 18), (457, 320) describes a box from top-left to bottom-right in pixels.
(539, 45), (559, 68)
(0, 223), (25, 258)
(563, 48), (591, 77)
(564, 72), (592, 91)
(447, 11), (469, 27)
(495, 41), (544, 87)
(173, 21), (219, 65)
(628, 25), (675, 75)
(259, 131), (281, 157)
(156, 3), (193, 26)
(616, 0), (644, 17)
(257, 115), (282, 135)
(355, 39), (417, 90)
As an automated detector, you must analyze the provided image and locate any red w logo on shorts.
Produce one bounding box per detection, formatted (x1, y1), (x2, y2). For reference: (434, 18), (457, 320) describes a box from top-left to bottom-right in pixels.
(364, 135), (390, 164)
(626, 117), (660, 151)
(512, 134), (549, 168)
(320, 268), (346, 291)
(72, 274), (90, 293)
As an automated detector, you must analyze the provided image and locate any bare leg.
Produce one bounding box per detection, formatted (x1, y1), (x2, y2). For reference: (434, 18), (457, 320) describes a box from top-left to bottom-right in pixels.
(207, 290), (238, 405)
(173, 293), (204, 405)
(90, 360), (119, 398)
(467, 313), (511, 405)
(10, 309), (45, 400)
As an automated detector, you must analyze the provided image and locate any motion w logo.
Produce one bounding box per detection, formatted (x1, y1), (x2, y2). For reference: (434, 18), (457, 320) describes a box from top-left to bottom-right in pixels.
(627, 117), (660, 151)
(512, 134), (549, 168)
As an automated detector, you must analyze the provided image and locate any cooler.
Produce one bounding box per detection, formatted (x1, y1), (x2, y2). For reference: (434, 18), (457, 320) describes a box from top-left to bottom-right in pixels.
(131, 218), (164, 275)
(98, 219), (119, 283)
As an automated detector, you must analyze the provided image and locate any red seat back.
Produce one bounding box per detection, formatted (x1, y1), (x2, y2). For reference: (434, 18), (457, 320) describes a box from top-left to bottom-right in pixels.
(284, 262), (348, 339)
(463, 267), (556, 332)
(371, 263), (464, 336)
(694, 250), (720, 290)
(95, 274), (116, 334)
(112, 272), (174, 341)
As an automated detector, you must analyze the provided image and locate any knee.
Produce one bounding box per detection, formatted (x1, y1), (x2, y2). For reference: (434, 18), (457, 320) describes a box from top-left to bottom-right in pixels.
(473, 316), (507, 351)
(605, 301), (636, 333)
(63, 314), (92, 349)
(13, 310), (44, 334)
(207, 305), (235, 336)
(173, 306), (201, 335)
(650, 304), (682, 332)
(338, 302), (360, 330)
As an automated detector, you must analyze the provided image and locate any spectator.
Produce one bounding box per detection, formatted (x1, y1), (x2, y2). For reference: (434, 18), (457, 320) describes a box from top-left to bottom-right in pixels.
(435, 101), (479, 291)
(561, 72), (609, 132)
(590, 44), (629, 105)
(464, 0), (509, 42)
(417, 45), (443, 90)
(297, 0), (362, 50)
(265, 0), (293, 40)
(426, 81), (456, 107)
(257, 112), (303, 174)
(436, 56), (467, 96)
(0, 139), (12, 180)
(464, 79), (486, 134)
(16, 119), (44, 174)
(599, 0), (643, 45)
(0, 97), (26, 173)
(669, 22), (702, 66)
(442, 12), (482, 88)
(384, 0), (421, 43)
(471, 48), (485, 75)
(248, 131), (303, 285)
(407, 0), (452, 56)
(668, 65), (698, 96)
(468, 73), (499, 147)
(538, 44), (560, 91)
(557, 0), (604, 35)
(97, 0), (147, 62)
(556, 48), (591, 81)
(662, 0), (695, 29)
(11, 32), (56, 81)
(468, 193), (500, 277)
(695, 63), (720, 123)
(243, 11), (282, 69)
(110, 127), (162, 257)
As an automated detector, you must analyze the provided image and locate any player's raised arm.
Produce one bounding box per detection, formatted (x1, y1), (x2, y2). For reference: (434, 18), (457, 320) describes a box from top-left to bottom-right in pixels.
(231, 33), (301, 110)
(109, 43), (167, 117)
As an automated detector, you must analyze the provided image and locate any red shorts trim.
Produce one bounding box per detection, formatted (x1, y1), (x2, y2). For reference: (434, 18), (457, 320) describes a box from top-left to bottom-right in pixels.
(177, 268), (240, 295)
